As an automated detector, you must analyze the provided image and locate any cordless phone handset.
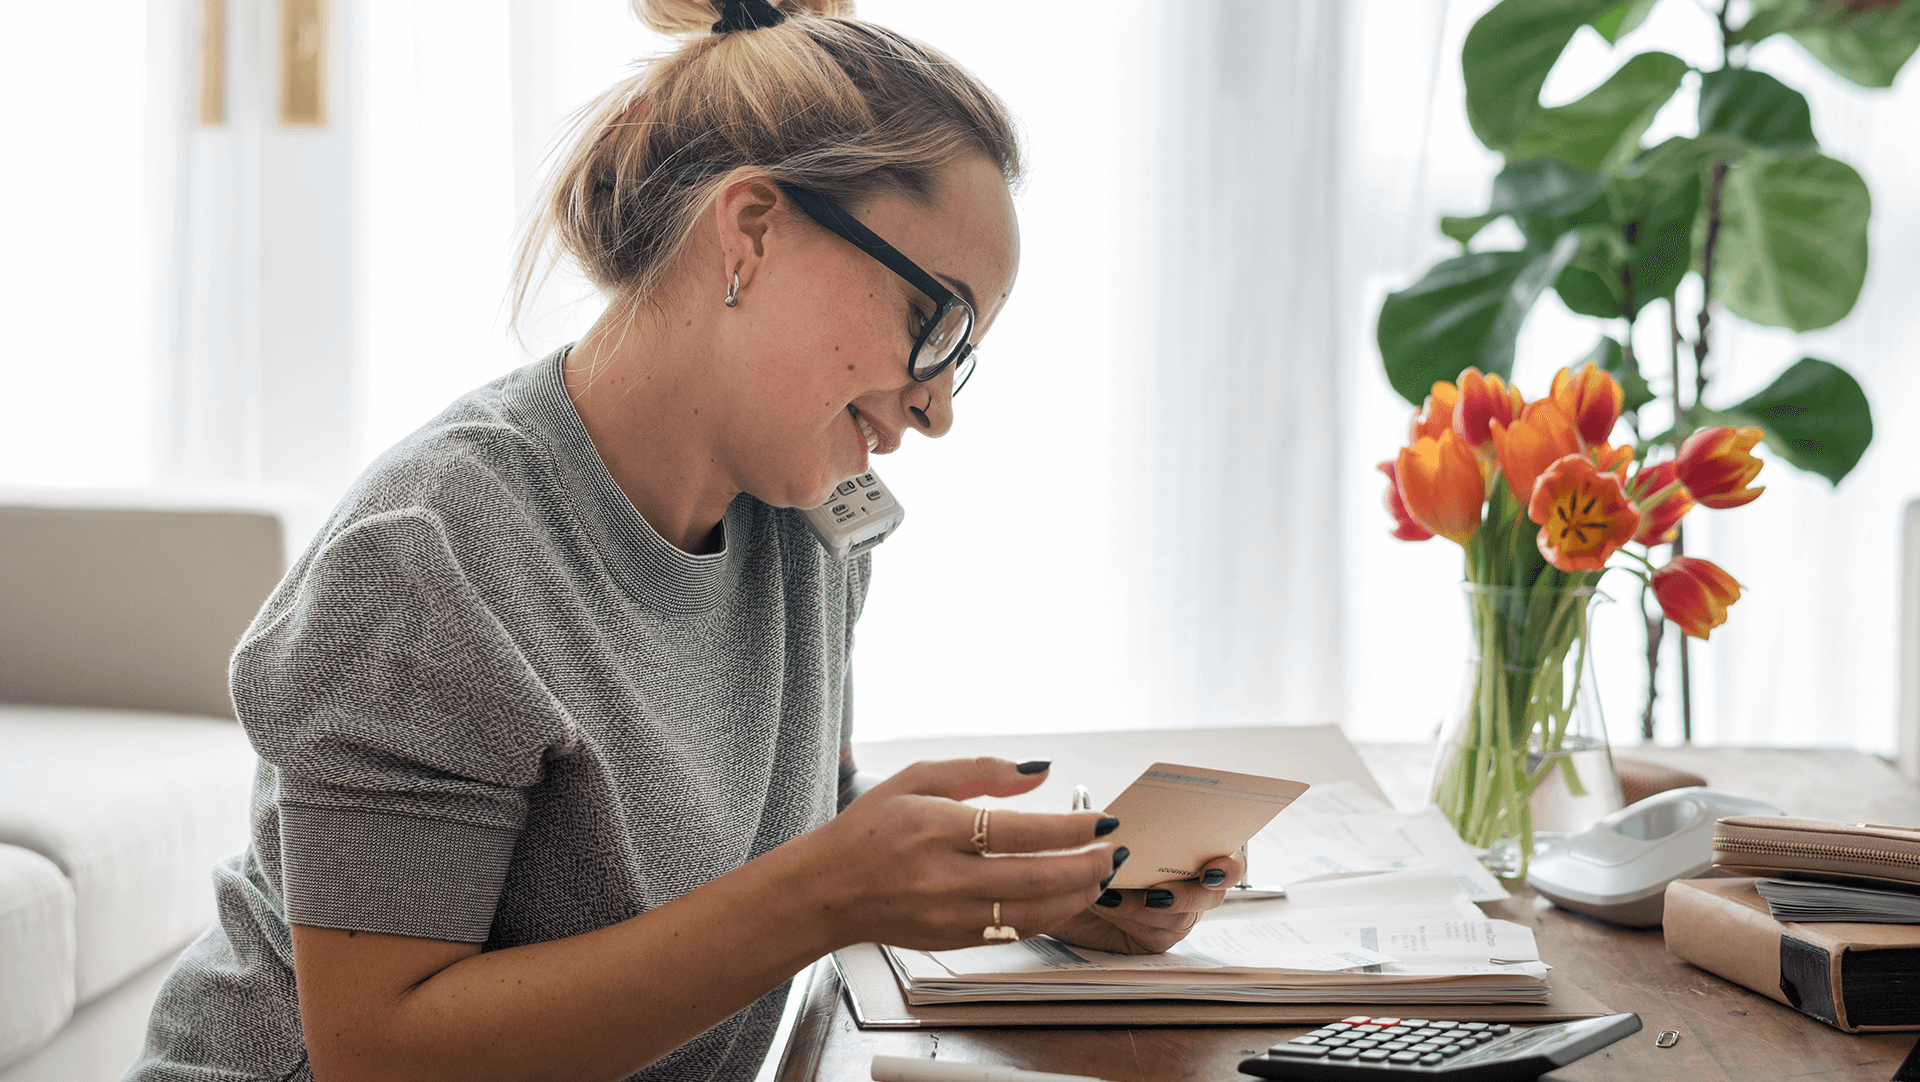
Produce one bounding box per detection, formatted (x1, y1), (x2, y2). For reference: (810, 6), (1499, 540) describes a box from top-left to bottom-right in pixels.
(802, 469), (905, 560)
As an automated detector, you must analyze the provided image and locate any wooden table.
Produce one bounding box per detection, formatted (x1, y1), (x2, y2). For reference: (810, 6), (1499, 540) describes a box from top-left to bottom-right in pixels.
(775, 738), (1920, 1082)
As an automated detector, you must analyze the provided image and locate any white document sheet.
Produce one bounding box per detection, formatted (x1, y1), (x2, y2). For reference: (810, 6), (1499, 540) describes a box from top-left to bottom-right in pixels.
(1247, 780), (1510, 902)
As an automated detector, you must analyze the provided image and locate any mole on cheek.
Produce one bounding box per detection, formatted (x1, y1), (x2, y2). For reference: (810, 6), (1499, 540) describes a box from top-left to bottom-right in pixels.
(846, 364), (855, 371)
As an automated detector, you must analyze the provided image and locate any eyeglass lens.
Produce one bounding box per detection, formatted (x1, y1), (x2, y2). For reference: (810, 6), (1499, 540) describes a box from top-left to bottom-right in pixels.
(912, 302), (974, 381)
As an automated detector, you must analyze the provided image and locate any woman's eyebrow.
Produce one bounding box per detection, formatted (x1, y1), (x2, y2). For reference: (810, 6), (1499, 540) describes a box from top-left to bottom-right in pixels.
(936, 272), (976, 310)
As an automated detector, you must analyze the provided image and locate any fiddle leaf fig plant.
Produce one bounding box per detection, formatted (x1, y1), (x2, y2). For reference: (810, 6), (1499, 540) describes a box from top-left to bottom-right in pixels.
(1377, 0), (1912, 739)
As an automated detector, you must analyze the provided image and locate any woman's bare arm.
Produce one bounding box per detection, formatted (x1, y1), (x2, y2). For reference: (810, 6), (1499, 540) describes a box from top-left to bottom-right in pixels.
(293, 758), (1120, 1082)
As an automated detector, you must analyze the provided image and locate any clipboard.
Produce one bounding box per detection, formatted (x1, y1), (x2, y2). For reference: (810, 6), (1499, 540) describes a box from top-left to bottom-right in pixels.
(829, 941), (1614, 1028)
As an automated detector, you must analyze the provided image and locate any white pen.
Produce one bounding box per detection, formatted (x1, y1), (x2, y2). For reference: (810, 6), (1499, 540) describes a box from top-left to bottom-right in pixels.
(872, 1054), (1116, 1082)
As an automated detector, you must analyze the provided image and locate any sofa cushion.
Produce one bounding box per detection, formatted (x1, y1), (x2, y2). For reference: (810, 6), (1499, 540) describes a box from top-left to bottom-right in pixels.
(0, 705), (255, 1004)
(0, 498), (286, 720)
(0, 843), (74, 1069)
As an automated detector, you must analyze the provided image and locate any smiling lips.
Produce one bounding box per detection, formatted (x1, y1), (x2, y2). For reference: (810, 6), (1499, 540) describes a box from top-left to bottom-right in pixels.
(847, 405), (888, 454)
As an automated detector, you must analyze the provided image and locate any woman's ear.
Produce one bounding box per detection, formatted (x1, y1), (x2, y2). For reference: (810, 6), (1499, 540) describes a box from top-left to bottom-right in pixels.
(713, 176), (783, 289)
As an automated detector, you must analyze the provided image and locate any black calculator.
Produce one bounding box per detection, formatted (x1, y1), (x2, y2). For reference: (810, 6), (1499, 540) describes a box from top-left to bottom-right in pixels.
(1236, 1012), (1642, 1081)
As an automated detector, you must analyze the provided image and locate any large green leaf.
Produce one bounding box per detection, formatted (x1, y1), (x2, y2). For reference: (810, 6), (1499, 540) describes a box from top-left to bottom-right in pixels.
(1442, 215), (1497, 246)
(1741, 0), (1920, 88)
(1589, 0), (1659, 42)
(1715, 151), (1870, 332)
(1490, 159), (1610, 218)
(1463, 0), (1622, 152)
(1506, 51), (1691, 171)
(1695, 358), (1873, 484)
(1378, 234), (1581, 405)
(1548, 169), (1701, 318)
(1630, 133), (1752, 185)
(1698, 69), (1817, 151)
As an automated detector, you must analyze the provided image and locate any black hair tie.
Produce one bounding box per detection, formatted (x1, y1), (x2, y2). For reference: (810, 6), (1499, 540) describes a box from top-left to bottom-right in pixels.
(712, 0), (786, 33)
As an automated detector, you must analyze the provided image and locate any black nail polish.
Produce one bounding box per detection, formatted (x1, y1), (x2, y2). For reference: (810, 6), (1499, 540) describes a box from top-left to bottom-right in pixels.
(1096, 889), (1122, 908)
(1094, 816), (1120, 837)
(1015, 760), (1051, 775)
(1203, 868), (1227, 886)
(1145, 889), (1175, 909)
(1100, 847), (1130, 890)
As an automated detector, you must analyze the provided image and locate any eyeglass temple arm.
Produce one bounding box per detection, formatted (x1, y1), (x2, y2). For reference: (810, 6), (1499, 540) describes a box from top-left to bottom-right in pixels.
(777, 183), (960, 312)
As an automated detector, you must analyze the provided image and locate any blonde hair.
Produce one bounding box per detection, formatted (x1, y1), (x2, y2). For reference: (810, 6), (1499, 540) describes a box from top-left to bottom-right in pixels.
(513, 0), (1023, 323)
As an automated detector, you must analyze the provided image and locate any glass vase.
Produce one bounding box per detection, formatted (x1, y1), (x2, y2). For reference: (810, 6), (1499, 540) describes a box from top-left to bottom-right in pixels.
(1430, 583), (1624, 880)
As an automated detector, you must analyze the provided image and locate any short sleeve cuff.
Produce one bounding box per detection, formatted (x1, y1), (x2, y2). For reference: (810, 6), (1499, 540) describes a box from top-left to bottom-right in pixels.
(280, 803), (520, 943)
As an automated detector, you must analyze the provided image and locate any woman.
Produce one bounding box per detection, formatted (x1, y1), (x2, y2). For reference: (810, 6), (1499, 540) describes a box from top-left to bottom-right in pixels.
(128, 2), (1244, 1080)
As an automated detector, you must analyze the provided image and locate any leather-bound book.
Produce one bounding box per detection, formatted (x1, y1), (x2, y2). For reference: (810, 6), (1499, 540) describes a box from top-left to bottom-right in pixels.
(1664, 876), (1920, 1033)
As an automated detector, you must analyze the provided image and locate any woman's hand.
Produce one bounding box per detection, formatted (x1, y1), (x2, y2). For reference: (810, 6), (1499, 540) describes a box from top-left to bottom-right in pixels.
(797, 757), (1126, 952)
(1040, 850), (1246, 955)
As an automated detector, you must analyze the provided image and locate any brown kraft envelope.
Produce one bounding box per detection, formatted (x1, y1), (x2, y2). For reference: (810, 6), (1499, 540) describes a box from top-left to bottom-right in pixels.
(1097, 762), (1310, 890)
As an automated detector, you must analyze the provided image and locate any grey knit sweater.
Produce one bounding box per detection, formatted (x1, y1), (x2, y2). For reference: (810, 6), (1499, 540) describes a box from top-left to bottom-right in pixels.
(126, 348), (871, 1082)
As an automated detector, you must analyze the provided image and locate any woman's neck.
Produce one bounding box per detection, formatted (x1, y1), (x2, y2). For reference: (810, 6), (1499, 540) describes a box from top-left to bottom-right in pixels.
(564, 305), (738, 556)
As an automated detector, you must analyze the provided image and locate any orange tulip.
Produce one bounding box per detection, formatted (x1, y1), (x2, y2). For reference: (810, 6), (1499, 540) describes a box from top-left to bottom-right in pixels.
(1453, 368), (1523, 448)
(1527, 454), (1643, 572)
(1628, 460), (1695, 545)
(1676, 426), (1766, 509)
(1652, 556), (1744, 640)
(1410, 381), (1460, 443)
(1396, 431), (1483, 545)
(1378, 461), (1434, 542)
(1489, 400), (1581, 507)
(1549, 364), (1624, 448)
(1591, 442), (1634, 479)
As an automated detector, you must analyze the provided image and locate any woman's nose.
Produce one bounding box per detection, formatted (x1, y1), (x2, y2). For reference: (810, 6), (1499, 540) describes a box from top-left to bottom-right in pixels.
(905, 370), (955, 437)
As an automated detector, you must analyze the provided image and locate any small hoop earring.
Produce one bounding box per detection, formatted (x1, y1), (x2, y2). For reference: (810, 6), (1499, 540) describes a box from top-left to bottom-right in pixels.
(724, 272), (739, 308)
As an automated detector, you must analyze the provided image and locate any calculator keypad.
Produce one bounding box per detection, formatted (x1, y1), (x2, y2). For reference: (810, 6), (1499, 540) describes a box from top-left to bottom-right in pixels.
(1256, 1016), (1516, 1074)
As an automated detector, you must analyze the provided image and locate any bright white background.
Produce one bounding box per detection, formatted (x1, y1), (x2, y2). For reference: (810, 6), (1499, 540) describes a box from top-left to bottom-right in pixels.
(2, 0), (1915, 755)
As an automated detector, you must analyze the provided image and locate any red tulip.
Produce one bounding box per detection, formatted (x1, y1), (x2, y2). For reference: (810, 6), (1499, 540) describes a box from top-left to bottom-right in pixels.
(1629, 460), (1695, 545)
(1549, 364), (1625, 448)
(1676, 426), (1766, 509)
(1378, 461), (1434, 541)
(1490, 401), (1581, 508)
(1410, 381), (1460, 443)
(1653, 556), (1744, 640)
(1527, 454), (1643, 572)
(1396, 431), (1484, 546)
(1453, 368), (1523, 448)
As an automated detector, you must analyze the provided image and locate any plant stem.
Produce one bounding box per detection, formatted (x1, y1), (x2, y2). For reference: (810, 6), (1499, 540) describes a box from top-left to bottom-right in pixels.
(1640, 578), (1663, 739)
(1694, 160), (1728, 419)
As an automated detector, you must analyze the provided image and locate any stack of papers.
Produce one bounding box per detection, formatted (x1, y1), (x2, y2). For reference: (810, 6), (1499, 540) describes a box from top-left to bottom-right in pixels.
(1244, 781), (1510, 903)
(885, 869), (1551, 1005)
(1757, 878), (1920, 923)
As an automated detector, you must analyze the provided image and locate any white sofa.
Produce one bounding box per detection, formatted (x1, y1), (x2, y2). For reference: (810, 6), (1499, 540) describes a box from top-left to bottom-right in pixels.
(0, 489), (297, 1081)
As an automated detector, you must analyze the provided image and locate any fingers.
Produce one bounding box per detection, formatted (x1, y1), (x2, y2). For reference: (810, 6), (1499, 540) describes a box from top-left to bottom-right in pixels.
(1198, 851), (1247, 893)
(968, 843), (1128, 904)
(965, 807), (1121, 856)
(880, 756), (1054, 803)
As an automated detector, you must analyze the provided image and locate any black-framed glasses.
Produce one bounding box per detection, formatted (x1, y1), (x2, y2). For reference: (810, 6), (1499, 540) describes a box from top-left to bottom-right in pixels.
(778, 183), (978, 396)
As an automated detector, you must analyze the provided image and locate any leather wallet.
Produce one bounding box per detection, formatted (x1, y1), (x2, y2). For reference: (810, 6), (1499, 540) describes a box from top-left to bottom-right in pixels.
(1712, 816), (1920, 889)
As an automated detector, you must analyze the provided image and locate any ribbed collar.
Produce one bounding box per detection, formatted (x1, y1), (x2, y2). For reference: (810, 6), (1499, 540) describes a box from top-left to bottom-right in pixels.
(518, 345), (746, 618)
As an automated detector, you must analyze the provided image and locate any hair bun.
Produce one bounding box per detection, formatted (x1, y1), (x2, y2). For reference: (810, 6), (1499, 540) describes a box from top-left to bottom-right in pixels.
(630, 0), (852, 38)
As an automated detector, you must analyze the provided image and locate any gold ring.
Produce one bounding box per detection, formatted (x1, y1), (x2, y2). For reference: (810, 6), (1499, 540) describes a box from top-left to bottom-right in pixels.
(982, 901), (1018, 942)
(971, 807), (992, 855)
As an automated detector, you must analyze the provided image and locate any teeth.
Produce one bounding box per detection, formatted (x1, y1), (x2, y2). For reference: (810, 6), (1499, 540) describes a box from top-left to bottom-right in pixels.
(851, 407), (879, 452)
